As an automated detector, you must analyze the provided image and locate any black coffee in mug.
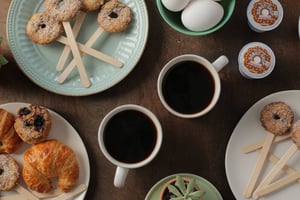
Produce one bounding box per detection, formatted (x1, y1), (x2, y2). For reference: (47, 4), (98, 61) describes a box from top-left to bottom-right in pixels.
(103, 110), (157, 164)
(162, 61), (215, 114)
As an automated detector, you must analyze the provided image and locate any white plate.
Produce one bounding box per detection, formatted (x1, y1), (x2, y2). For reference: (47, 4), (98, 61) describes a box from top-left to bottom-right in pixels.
(0, 102), (90, 199)
(225, 90), (300, 200)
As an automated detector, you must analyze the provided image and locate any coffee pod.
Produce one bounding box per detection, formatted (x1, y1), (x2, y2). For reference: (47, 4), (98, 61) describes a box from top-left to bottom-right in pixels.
(247, 0), (283, 32)
(238, 42), (275, 79)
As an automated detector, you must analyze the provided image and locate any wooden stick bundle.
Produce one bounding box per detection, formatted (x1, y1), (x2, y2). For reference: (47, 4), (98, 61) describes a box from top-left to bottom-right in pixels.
(259, 149), (299, 178)
(242, 133), (291, 154)
(253, 143), (298, 199)
(55, 11), (123, 87)
(14, 184), (39, 200)
(2, 184), (87, 200)
(253, 170), (300, 199)
(243, 133), (275, 198)
(56, 12), (86, 71)
(57, 27), (104, 84)
(62, 21), (90, 88)
(56, 36), (123, 68)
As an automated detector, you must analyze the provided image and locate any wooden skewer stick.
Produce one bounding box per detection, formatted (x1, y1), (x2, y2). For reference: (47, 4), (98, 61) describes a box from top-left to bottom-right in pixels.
(254, 170), (300, 199)
(252, 143), (298, 199)
(32, 184), (87, 199)
(0, 194), (25, 200)
(56, 12), (86, 71)
(56, 36), (123, 68)
(57, 27), (104, 84)
(258, 150), (299, 180)
(243, 133), (275, 198)
(14, 184), (39, 200)
(62, 21), (90, 88)
(32, 187), (62, 199)
(242, 133), (291, 154)
(52, 184), (87, 200)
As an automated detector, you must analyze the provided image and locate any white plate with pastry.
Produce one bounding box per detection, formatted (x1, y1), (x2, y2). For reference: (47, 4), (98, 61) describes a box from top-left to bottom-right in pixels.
(225, 90), (300, 200)
(0, 102), (90, 199)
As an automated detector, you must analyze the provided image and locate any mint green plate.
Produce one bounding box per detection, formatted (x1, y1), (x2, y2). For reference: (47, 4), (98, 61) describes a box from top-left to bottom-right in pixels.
(145, 173), (223, 200)
(156, 0), (235, 36)
(7, 0), (148, 96)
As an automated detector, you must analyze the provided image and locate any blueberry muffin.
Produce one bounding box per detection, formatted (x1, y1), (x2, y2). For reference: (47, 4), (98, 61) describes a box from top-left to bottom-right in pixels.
(14, 105), (52, 144)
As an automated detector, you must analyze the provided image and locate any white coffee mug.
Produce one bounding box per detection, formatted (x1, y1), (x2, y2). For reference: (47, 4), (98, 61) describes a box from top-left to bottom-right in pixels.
(157, 54), (228, 118)
(98, 104), (163, 188)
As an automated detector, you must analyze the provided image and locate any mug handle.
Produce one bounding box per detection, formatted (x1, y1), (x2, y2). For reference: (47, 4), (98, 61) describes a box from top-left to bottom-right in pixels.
(212, 55), (229, 72)
(114, 166), (129, 188)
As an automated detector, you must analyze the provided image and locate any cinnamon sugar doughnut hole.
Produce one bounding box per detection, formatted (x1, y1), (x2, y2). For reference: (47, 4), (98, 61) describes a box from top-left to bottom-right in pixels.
(0, 154), (20, 191)
(26, 13), (63, 44)
(44, 0), (82, 22)
(98, 0), (132, 32)
(82, 0), (105, 11)
(260, 102), (294, 135)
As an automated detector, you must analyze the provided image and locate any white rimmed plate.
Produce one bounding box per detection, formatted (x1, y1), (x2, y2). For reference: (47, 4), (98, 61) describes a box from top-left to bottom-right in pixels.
(6, 0), (149, 96)
(226, 90), (300, 200)
(0, 102), (90, 199)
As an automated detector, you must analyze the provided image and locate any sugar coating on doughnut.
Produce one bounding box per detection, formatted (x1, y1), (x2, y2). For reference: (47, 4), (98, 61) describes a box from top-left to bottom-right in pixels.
(291, 120), (300, 149)
(260, 101), (294, 135)
(98, 0), (132, 32)
(0, 154), (20, 191)
(45, 0), (82, 22)
(26, 13), (63, 44)
(82, 0), (105, 11)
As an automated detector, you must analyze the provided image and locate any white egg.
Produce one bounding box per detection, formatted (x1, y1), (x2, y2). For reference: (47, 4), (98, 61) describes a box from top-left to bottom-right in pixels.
(181, 0), (224, 32)
(161, 0), (190, 12)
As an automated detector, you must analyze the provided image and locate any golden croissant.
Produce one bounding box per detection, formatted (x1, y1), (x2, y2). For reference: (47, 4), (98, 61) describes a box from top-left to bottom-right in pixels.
(0, 108), (22, 153)
(22, 139), (80, 193)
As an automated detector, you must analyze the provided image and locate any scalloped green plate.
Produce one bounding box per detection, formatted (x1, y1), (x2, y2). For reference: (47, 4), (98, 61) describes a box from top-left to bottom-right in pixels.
(7, 0), (148, 96)
(145, 173), (223, 200)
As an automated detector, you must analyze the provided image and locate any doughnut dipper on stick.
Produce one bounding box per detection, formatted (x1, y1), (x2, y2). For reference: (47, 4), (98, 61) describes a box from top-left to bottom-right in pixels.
(243, 102), (294, 198)
(253, 119), (300, 199)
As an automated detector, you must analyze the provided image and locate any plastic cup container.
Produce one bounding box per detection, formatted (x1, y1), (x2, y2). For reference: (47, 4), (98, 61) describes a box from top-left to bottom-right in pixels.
(238, 42), (275, 79)
(247, 0), (283, 32)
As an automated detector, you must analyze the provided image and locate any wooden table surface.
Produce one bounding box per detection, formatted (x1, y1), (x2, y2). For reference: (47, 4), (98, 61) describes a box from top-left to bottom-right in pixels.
(1, 0), (300, 199)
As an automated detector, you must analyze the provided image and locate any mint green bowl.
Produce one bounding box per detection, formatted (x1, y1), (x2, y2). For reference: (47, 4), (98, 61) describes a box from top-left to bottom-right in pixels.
(156, 0), (235, 36)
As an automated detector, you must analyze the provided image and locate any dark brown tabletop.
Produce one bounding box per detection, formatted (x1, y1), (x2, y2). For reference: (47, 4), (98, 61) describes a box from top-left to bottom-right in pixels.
(1, 0), (300, 199)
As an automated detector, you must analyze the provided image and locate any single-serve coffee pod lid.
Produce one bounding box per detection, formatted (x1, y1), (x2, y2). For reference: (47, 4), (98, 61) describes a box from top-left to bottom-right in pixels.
(247, 0), (283, 32)
(238, 42), (275, 79)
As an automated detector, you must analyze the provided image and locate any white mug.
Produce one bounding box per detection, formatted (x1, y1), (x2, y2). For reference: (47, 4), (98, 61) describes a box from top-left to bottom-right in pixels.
(98, 104), (163, 188)
(157, 54), (228, 118)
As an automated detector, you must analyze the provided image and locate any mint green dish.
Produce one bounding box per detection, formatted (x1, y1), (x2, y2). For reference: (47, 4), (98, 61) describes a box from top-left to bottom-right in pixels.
(156, 0), (235, 36)
(7, 0), (148, 96)
(145, 173), (223, 200)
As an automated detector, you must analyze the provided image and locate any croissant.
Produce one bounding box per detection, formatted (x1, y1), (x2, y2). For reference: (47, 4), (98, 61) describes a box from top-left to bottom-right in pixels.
(22, 139), (79, 193)
(0, 108), (22, 153)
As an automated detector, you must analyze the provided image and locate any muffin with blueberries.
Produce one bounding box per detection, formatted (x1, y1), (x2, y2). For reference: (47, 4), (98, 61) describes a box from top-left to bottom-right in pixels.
(14, 104), (52, 144)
